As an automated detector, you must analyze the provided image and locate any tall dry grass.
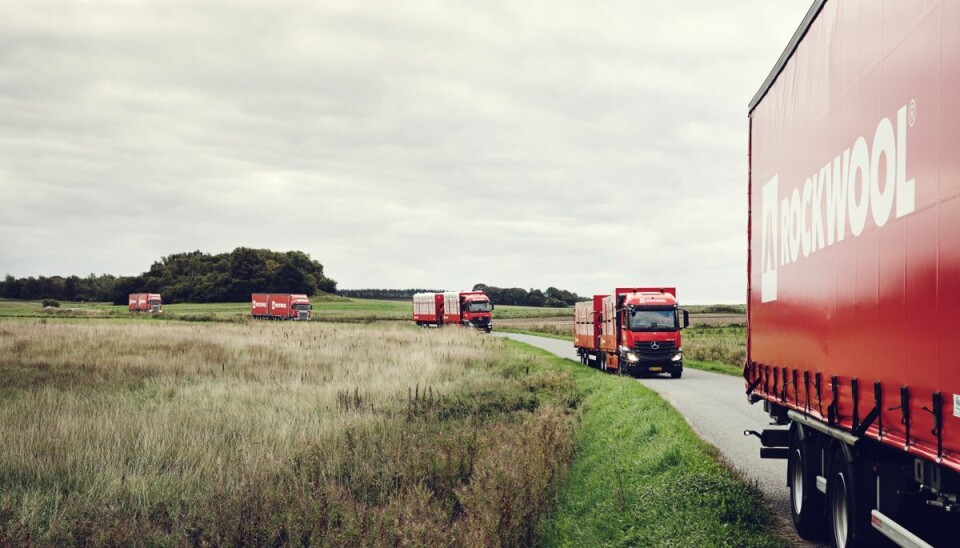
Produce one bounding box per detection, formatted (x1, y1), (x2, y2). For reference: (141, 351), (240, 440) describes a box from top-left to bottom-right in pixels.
(0, 321), (576, 546)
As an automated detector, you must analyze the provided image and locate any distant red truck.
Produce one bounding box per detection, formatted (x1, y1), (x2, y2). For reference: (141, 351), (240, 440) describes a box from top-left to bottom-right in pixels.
(412, 290), (493, 332)
(128, 293), (162, 313)
(251, 293), (312, 321)
(574, 288), (688, 377)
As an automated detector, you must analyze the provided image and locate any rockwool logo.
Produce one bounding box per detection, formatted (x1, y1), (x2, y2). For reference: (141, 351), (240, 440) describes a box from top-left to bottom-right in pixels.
(761, 103), (916, 302)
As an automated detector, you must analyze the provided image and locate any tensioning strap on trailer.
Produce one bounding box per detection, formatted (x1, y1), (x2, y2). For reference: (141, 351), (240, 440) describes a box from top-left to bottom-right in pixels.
(852, 382), (881, 438)
(921, 391), (943, 458)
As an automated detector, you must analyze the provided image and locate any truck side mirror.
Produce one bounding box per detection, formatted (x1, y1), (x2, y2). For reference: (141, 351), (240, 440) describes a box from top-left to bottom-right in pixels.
(681, 310), (690, 328)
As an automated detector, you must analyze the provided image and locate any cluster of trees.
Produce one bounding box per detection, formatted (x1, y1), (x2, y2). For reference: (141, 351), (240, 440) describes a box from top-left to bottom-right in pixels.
(337, 285), (584, 308)
(472, 284), (584, 308)
(0, 248), (336, 305)
(338, 289), (444, 300)
(0, 273), (120, 303)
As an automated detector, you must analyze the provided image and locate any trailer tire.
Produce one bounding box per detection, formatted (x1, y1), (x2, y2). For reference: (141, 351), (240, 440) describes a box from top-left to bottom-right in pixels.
(826, 446), (876, 548)
(788, 427), (826, 540)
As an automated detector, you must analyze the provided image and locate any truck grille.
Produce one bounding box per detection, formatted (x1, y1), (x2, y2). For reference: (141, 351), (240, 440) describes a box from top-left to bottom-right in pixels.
(298, 311), (309, 320)
(634, 340), (676, 360)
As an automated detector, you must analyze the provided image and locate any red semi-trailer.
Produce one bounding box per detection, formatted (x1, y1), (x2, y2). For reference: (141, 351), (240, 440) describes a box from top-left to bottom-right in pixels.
(251, 293), (312, 321)
(128, 293), (162, 313)
(574, 288), (688, 378)
(746, 2), (960, 546)
(413, 292), (445, 326)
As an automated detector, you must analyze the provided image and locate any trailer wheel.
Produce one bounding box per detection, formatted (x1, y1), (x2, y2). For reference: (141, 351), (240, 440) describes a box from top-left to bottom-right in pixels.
(826, 446), (875, 548)
(788, 427), (826, 540)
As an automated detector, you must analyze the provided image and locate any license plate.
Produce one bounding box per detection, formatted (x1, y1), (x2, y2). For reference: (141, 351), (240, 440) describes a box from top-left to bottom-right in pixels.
(649, 367), (662, 372)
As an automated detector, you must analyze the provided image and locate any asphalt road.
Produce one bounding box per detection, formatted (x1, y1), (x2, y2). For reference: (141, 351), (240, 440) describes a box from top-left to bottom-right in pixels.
(497, 332), (807, 541)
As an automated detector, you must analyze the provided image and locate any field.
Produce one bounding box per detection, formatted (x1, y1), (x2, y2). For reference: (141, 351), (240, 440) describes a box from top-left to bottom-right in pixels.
(0, 320), (576, 545)
(0, 298), (777, 545)
(0, 297), (571, 324)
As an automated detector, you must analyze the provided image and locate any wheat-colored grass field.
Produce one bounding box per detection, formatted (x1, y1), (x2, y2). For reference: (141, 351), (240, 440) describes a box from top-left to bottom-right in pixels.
(0, 320), (576, 545)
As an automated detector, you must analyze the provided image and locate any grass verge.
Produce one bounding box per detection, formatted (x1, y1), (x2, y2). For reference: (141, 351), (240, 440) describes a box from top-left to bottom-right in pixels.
(500, 342), (786, 547)
(496, 327), (571, 341)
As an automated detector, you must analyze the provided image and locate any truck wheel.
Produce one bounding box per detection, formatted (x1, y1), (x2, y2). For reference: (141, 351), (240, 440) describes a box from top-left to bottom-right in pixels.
(670, 370), (682, 379)
(600, 354), (607, 372)
(788, 428), (826, 540)
(826, 446), (875, 548)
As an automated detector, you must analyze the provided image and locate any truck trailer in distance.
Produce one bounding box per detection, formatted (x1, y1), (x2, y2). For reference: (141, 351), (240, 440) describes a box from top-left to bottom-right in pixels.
(412, 292), (445, 326)
(574, 288), (688, 377)
(251, 293), (312, 321)
(411, 290), (493, 332)
(746, 2), (960, 546)
(128, 293), (162, 313)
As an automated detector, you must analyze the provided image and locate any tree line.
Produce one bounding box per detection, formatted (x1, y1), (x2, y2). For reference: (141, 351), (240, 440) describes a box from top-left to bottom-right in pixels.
(0, 248), (336, 305)
(337, 285), (583, 307)
(337, 289), (444, 300)
(472, 284), (584, 308)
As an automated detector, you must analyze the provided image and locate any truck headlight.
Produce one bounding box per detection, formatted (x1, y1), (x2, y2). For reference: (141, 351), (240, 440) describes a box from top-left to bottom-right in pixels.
(672, 352), (683, 362)
(626, 352), (639, 363)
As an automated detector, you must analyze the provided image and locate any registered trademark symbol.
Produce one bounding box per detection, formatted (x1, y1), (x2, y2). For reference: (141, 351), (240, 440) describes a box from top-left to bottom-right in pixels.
(909, 99), (917, 127)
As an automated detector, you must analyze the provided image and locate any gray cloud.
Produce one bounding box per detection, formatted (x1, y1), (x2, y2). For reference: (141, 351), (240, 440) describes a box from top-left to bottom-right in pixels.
(0, 0), (811, 303)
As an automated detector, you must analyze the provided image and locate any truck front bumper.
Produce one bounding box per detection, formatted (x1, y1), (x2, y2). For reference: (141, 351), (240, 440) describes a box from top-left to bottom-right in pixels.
(468, 319), (493, 332)
(620, 354), (682, 375)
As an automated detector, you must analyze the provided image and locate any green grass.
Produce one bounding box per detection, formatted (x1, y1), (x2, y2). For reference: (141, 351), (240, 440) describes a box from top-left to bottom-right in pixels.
(0, 321), (577, 545)
(0, 297), (570, 323)
(0, 317), (774, 545)
(502, 342), (785, 547)
(682, 326), (746, 373)
(497, 327), (571, 341)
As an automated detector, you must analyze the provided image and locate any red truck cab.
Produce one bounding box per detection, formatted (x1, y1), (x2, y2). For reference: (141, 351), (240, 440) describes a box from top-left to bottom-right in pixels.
(576, 287), (688, 377)
(443, 291), (493, 332)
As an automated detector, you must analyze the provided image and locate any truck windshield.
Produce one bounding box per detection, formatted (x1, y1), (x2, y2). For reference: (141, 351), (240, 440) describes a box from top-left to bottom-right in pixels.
(468, 302), (492, 313)
(293, 304), (312, 311)
(628, 308), (678, 331)
(148, 300), (160, 305)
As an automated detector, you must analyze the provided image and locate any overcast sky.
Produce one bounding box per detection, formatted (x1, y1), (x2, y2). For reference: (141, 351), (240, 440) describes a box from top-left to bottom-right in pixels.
(0, 0), (812, 303)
